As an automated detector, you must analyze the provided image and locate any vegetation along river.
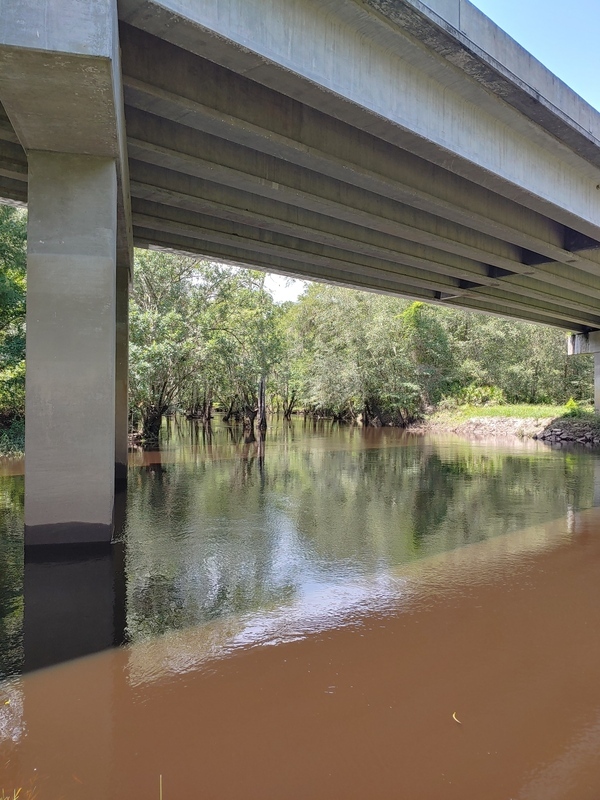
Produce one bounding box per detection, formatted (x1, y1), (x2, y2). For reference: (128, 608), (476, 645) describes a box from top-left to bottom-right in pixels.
(2, 419), (600, 798)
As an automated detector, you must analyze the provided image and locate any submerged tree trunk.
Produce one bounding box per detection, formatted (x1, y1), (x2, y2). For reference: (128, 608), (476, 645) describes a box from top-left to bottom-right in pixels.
(142, 406), (165, 441)
(244, 407), (258, 431)
(283, 390), (297, 420)
(258, 375), (267, 432)
(223, 398), (236, 423)
(187, 389), (213, 423)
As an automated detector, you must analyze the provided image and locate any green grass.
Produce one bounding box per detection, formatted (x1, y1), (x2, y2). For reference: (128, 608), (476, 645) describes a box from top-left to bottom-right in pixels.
(430, 403), (568, 421)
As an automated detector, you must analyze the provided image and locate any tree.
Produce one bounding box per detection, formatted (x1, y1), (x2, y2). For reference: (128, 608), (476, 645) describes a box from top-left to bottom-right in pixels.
(129, 250), (200, 440)
(0, 205), (27, 442)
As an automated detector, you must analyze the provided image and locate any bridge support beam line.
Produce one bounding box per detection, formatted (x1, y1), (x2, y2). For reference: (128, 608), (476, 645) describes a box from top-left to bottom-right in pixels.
(25, 153), (119, 545)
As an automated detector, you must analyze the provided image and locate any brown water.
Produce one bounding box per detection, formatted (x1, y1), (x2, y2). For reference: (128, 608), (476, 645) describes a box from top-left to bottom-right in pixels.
(2, 421), (600, 798)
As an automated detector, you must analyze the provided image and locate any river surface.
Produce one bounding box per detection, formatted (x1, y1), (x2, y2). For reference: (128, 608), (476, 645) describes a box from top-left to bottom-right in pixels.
(2, 420), (600, 798)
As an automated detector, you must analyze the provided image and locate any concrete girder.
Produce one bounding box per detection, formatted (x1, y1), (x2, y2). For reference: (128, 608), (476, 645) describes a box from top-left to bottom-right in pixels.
(118, 1), (600, 241)
(129, 197), (600, 323)
(119, 54), (591, 268)
(0, 177), (27, 204)
(134, 227), (590, 333)
(127, 160), (529, 278)
(445, 295), (591, 332)
(128, 167), (600, 318)
(0, 104), (21, 145)
(124, 123), (600, 294)
(453, 288), (600, 329)
(132, 211), (466, 297)
(125, 126), (539, 277)
(134, 228), (441, 301)
(129, 178), (503, 286)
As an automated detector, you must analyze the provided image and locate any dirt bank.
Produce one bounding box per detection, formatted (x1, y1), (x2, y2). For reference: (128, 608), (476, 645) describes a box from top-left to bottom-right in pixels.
(410, 414), (600, 446)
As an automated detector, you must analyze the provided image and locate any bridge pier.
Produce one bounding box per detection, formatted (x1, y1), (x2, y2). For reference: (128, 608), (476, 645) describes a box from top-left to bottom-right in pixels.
(24, 153), (119, 544)
(0, 0), (132, 545)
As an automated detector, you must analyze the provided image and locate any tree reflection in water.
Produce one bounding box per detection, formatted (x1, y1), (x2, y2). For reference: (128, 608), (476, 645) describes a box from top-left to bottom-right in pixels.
(1, 419), (599, 678)
(121, 419), (600, 644)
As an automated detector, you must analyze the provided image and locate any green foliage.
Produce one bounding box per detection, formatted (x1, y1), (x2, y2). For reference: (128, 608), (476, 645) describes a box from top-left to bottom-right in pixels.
(437, 309), (591, 404)
(129, 252), (283, 438)
(0, 419), (24, 454)
(455, 384), (506, 407)
(0, 206), (26, 429)
(561, 397), (590, 418)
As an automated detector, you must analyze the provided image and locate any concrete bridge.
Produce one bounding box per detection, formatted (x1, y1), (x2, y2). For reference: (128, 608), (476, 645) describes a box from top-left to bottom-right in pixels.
(2, 0), (600, 545)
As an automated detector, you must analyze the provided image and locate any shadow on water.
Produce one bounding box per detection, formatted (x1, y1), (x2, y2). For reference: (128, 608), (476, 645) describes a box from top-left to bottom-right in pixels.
(3, 419), (600, 678)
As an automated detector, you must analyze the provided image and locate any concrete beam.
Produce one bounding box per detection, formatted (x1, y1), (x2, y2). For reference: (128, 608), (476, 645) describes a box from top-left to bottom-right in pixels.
(125, 126), (533, 275)
(118, 28), (591, 266)
(126, 127), (600, 298)
(136, 227), (589, 332)
(129, 176), (501, 284)
(118, 0), (600, 240)
(128, 168), (600, 323)
(130, 199), (600, 324)
(132, 210), (463, 296)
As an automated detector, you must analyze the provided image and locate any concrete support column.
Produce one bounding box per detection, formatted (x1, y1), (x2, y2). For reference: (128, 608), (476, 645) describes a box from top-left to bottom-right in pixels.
(25, 152), (118, 545)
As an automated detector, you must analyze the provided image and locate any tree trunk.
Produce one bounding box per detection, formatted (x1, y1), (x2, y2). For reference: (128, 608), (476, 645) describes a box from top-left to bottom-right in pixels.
(223, 398), (236, 423)
(283, 390), (297, 420)
(258, 375), (267, 432)
(142, 407), (164, 441)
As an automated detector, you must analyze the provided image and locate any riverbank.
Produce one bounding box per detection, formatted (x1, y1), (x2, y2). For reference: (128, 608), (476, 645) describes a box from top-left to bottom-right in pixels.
(410, 405), (600, 446)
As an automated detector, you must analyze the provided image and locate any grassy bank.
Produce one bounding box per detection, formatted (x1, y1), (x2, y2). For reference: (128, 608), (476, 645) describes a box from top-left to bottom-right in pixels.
(428, 403), (568, 422)
(415, 403), (600, 444)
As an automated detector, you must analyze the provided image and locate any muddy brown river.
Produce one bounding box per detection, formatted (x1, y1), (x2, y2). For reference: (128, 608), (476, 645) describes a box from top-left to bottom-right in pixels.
(2, 420), (600, 798)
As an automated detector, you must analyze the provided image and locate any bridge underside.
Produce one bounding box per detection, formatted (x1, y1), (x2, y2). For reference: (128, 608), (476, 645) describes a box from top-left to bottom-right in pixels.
(3, 0), (600, 545)
(4, 22), (600, 332)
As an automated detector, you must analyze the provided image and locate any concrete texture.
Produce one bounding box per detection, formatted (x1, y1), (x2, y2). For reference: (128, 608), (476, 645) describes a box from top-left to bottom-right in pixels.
(0, 0), (132, 267)
(24, 152), (118, 545)
(119, 0), (600, 238)
(24, 542), (126, 671)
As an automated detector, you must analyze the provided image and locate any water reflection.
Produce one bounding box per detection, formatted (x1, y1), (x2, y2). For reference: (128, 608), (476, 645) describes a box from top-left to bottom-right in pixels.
(1, 420), (600, 679)
(23, 541), (126, 672)
(122, 420), (598, 645)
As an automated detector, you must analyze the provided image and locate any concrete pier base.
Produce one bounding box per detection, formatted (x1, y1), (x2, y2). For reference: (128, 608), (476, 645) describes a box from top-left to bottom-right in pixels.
(23, 541), (127, 672)
(24, 152), (118, 545)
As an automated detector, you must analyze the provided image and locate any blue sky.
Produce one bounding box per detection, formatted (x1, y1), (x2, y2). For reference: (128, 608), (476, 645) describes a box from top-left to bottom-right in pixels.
(469, 0), (600, 110)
